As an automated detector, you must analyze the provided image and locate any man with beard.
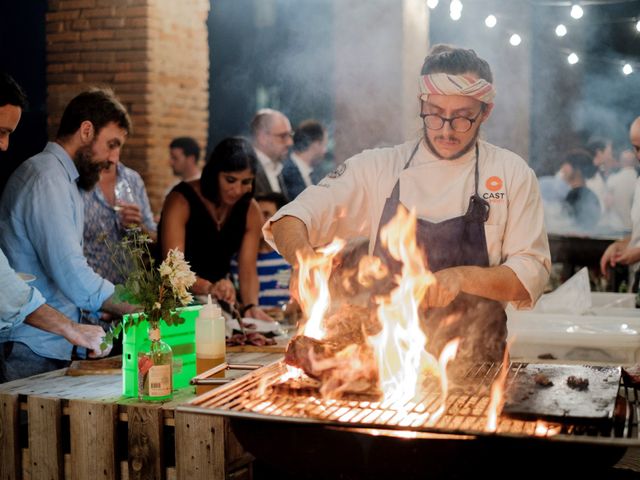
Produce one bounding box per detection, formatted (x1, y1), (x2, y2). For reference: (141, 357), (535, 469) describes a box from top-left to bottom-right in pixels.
(0, 88), (136, 381)
(265, 44), (550, 364)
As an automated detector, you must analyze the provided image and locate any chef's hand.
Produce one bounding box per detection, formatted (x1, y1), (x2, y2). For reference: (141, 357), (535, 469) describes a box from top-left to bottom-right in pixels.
(600, 241), (626, 275)
(422, 267), (463, 309)
(614, 246), (640, 267)
(118, 202), (143, 228)
(245, 305), (273, 322)
(210, 278), (236, 304)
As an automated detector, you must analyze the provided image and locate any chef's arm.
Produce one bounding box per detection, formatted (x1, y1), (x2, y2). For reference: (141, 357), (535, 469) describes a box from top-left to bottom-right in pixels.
(425, 265), (529, 308)
(270, 215), (317, 266)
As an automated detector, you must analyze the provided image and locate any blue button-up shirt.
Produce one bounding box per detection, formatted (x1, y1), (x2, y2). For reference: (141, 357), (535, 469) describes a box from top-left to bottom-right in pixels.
(82, 163), (157, 284)
(0, 142), (114, 360)
(0, 248), (46, 332)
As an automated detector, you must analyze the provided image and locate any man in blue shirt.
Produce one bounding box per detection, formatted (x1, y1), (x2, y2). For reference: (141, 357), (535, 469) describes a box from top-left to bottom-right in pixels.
(0, 87), (136, 381)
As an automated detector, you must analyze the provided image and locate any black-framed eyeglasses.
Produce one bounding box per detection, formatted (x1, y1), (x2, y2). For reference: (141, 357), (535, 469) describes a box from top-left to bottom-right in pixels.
(420, 111), (483, 133)
(270, 130), (295, 140)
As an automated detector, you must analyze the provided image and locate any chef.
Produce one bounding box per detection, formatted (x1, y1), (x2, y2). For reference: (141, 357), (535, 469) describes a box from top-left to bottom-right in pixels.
(264, 44), (551, 363)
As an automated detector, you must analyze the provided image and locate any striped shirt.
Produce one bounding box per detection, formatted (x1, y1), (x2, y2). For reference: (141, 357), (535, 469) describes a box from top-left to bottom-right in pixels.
(231, 250), (291, 307)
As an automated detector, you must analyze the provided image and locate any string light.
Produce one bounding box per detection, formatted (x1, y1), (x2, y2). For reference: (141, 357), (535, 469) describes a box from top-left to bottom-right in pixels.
(509, 34), (522, 46)
(570, 4), (584, 20)
(623, 63), (633, 75)
(567, 52), (579, 64)
(485, 15), (497, 28)
(636, 19), (640, 32)
(555, 24), (567, 37)
(427, 0), (439, 9)
(450, 0), (463, 20)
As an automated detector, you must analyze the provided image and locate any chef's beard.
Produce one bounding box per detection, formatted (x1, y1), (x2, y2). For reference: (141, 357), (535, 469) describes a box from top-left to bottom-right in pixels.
(75, 143), (111, 191)
(423, 125), (480, 161)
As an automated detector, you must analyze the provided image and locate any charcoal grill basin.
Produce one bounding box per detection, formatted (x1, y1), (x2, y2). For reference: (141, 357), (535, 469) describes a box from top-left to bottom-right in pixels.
(229, 416), (628, 479)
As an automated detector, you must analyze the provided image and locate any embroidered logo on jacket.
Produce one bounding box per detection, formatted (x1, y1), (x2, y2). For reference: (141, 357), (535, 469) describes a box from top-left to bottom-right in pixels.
(483, 176), (505, 201)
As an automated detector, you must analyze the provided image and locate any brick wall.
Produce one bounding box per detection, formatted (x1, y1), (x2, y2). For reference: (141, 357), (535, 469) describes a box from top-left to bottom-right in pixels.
(46, 0), (210, 214)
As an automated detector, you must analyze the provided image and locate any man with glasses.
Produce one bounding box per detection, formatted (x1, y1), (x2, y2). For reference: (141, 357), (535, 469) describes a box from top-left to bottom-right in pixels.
(265, 44), (550, 365)
(250, 108), (294, 198)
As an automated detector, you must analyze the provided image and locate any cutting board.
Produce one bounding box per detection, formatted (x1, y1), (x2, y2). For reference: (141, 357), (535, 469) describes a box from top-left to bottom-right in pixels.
(65, 356), (122, 376)
(503, 364), (621, 423)
(226, 336), (288, 353)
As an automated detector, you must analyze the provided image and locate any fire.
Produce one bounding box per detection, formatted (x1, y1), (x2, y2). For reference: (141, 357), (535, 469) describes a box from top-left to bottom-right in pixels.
(428, 339), (459, 425)
(486, 345), (511, 432)
(296, 238), (345, 340)
(534, 420), (561, 437)
(368, 206), (439, 406)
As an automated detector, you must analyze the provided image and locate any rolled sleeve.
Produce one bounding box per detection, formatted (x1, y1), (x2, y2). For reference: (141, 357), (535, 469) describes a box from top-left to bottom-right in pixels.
(0, 249), (46, 330)
(502, 166), (551, 309)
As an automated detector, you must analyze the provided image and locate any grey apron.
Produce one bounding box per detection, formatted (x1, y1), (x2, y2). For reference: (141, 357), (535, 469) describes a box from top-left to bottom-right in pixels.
(373, 142), (507, 364)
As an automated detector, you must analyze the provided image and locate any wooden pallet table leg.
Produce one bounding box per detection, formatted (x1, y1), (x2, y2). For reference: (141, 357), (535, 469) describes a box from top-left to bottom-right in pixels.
(175, 412), (225, 480)
(127, 405), (164, 480)
(68, 400), (117, 480)
(0, 392), (21, 480)
(27, 396), (63, 480)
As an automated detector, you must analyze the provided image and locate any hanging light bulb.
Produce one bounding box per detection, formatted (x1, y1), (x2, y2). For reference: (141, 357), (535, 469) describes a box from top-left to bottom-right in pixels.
(485, 15), (497, 28)
(570, 4), (583, 20)
(555, 24), (567, 37)
(427, 0), (439, 9)
(450, 0), (463, 20)
(636, 20), (640, 32)
(567, 52), (579, 64)
(509, 34), (522, 46)
(623, 63), (633, 75)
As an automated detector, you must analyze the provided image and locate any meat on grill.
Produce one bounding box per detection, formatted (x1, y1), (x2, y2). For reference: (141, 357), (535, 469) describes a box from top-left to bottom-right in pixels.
(566, 375), (589, 390)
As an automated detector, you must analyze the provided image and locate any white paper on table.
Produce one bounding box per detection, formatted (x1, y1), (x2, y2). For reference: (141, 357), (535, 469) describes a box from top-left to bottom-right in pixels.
(535, 267), (592, 315)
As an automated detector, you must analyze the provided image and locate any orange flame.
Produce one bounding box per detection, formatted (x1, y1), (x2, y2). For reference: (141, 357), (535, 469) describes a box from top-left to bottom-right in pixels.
(357, 255), (388, 288)
(428, 338), (459, 425)
(296, 239), (345, 340)
(486, 343), (511, 432)
(368, 206), (439, 406)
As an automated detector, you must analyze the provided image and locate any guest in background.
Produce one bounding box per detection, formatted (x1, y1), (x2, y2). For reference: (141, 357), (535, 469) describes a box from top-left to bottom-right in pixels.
(563, 149), (602, 232)
(0, 88), (136, 380)
(159, 137), (271, 320)
(607, 149), (638, 232)
(83, 156), (156, 285)
(231, 192), (292, 308)
(250, 109), (293, 197)
(585, 136), (617, 213)
(169, 136), (202, 182)
(279, 119), (328, 200)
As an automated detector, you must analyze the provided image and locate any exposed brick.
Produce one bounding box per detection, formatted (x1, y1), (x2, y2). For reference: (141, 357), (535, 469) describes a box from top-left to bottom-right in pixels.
(46, 21), (66, 33)
(81, 7), (116, 18)
(80, 30), (115, 41)
(46, 10), (81, 21)
(71, 18), (91, 30)
(56, 0), (96, 10)
(47, 32), (81, 43)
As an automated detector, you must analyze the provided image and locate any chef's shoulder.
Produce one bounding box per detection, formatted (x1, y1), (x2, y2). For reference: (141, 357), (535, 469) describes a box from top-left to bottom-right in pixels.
(318, 140), (417, 186)
(479, 140), (536, 185)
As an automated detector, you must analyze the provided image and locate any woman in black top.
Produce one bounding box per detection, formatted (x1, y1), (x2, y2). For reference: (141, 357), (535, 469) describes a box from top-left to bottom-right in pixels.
(159, 137), (271, 321)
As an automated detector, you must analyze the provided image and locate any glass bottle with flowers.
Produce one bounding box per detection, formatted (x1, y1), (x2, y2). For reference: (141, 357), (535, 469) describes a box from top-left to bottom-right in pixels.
(101, 228), (196, 402)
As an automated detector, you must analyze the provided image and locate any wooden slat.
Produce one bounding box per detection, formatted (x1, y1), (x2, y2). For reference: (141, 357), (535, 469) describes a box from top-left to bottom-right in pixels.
(69, 400), (117, 480)
(127, 405), (164, 480)
(27, 396), (63, 480)
(0, 392), (21, 480)
(175, 412), (224, 480)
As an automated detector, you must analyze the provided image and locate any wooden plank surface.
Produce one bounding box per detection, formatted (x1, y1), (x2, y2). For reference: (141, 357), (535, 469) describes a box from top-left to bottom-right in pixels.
(69, 400), (117, 480)
(127, 405), (164, 480)
(27, 396), (63, 480)
(175, 412), (225, 480)
(0, 392), (21, 480)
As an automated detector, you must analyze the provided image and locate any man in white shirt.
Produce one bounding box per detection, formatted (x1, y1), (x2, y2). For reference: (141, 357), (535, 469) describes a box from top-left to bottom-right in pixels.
(601, 117), (640, 288)
(265, 44), (551, 364)
(280, 119), (328, 200)
(250, 108), (293, 197)
(607, 149), (638, 232)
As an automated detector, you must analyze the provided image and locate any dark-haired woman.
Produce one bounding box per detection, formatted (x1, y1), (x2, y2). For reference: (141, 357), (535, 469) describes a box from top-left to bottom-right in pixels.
(159, 137), (271, 321)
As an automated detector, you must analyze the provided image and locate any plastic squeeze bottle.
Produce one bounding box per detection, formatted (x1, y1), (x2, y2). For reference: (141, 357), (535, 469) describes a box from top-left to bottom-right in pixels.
(196, 294), (226, 375)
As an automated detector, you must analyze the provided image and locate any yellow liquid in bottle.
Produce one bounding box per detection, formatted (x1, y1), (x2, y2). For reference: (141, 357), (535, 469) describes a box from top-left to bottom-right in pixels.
(195, 355), (225, 395)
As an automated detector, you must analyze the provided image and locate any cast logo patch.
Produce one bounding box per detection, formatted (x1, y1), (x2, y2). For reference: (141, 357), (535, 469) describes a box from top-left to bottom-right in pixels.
(327, 163), (346, 179)
(485, 176), (503, 192)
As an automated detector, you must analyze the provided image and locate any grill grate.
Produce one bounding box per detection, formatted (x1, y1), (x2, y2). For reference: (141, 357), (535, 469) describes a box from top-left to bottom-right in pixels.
(180, 361), (640, 446)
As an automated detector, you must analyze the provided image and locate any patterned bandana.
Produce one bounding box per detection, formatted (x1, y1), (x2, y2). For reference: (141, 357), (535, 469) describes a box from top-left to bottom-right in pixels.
(419, 73), (496, 104)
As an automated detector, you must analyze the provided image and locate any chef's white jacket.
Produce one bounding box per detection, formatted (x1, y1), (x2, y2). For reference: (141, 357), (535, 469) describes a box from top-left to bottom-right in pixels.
(264, 138), (551, 310)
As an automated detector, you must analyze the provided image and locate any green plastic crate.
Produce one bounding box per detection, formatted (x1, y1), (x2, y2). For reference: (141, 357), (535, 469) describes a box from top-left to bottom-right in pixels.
(122, 305), (201, 397)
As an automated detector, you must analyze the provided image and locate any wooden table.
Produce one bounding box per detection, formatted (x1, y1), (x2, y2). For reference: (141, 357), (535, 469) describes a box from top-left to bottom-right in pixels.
(0, 351), (282, 480)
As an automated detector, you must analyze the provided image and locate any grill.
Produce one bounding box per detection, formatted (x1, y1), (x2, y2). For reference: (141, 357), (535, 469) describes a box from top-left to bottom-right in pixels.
(179, 361), (640, 479)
